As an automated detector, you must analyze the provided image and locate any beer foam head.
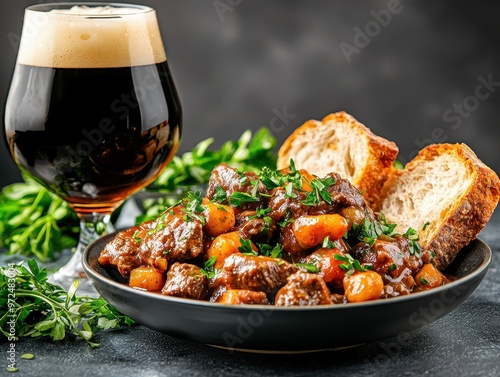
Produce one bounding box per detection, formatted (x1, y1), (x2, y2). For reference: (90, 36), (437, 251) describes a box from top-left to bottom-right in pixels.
(17, 4), (167, 68)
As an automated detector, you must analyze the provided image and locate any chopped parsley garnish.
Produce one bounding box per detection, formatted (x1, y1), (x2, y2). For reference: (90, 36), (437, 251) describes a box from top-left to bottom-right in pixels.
(322, 236), (336, 249)
(334, 254), (368, 276)
(388, 263), (397, 273)
(238, 238), (257, 256)
(420, 277), (430, 285)
(249, 208), (273, 234)
(403, 227), (421, 258)
(181, 191), (207, 224)
(428, 250), (436, 261)
(201, 256), (218, 279)
(284, 182), (297, 199)
(422, 221), (430, 231)
(352, 216), (397, 246)
(258, 243), (283, 258)
(228, 191), (260, 206)
(258, 161), (303, 191)
(146, 221), (166, 236)
(378, 213), (398, 235)
(301, 176), (335, 206)
(277, 209), (294, 228)
(133, 230), (142, 243)
(211, 186), (227, 203)
(294, 263), (320, 273)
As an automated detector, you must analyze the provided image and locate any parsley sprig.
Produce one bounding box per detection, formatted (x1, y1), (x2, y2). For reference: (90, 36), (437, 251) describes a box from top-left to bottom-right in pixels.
(0, 260), (134, 347)
(150, 128), (277, 192)
(294, 263), (320, 273)
(258, 243), (283, 258)
(200, 257), (218, 279)
(228, 191), (260, 206)
(0, 178), (79, 262)
(403, 227), (421, 257)
(182, 191), (206, 224)
(334, 254), (372, 276)
(238, 238), (258, 256)
(302, 176), (336, 206)
(352, 215), (397, 246)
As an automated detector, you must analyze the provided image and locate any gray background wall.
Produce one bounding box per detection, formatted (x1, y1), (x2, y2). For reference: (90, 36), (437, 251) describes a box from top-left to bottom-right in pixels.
(1, 0), (499, 188)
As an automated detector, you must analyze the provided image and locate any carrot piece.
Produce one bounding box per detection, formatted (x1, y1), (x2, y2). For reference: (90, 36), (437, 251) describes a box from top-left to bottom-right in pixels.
(206, 231), (257, 269)
(203, 202), (236, 237)
(293, 214), (348, 249)
(304, 247), (346, 284)
(343, 270), (384, 302)
(415, 263), (444, 288)
(129, 267), (165, 292)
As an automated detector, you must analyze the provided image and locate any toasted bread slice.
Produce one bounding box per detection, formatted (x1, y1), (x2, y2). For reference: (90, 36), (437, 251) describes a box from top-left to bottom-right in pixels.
(378, 143), (500, 270)
(277, 111), (399, 208)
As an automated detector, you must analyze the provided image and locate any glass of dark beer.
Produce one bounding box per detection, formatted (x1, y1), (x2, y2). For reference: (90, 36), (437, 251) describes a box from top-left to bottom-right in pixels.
(4, 3), (182, 293)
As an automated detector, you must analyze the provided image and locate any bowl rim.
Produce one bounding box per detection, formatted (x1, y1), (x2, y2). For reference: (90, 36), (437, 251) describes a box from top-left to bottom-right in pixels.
(83, 235), (491, 312)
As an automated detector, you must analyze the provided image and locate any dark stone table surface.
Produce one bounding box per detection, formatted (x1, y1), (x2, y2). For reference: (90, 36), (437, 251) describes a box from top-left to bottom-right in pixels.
(3, 208), (500, 377)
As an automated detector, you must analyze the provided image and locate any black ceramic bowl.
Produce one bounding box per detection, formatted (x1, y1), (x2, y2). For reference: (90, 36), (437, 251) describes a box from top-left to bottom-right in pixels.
(83, 236), (491, 352)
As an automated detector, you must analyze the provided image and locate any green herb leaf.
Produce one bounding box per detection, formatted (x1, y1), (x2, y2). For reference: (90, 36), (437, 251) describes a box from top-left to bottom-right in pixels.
(238, 238), (257, 256)
(403, 227), (421, 257)
(228, 191), (260, 206)
(0, 260), (134, 347)
(294, 263), (319, 273)
(322, 236), (336, 249)
(150, 128), (277, 193)
(258, 243), (283, 259)
(211, 186), (227, 203)
(0, 178), (79, 262)
(334, 253), (368, 276)
(420, 277), (430, 285)
(200, 257), (219, 279)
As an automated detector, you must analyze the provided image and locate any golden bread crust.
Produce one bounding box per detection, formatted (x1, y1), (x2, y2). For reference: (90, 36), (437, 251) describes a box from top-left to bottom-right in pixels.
(408, 144), (500, 270)
(278, 111), (399, 208)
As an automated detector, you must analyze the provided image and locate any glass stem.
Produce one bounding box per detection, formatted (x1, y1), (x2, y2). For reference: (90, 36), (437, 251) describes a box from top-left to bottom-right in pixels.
(51, 213), (112, 289)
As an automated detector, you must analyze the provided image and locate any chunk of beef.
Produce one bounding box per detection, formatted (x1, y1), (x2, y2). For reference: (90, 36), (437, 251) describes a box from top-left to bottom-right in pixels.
(162, 263), (208, 299)
(213, 254), (298, 293)
(235, 210), (276, 242)
(267, 173), (374, 222)
(279, 223), (304, 255)
(206, 163), (268, 210)
(99, 223), (153, 277)
(216, 289), (270, 305)
(140, 213), (203, 269)
(381, 267), (415, 297)
(351, 236), (423, 276)
(350, 237), (422, 298)
(275, 272), (333, 306)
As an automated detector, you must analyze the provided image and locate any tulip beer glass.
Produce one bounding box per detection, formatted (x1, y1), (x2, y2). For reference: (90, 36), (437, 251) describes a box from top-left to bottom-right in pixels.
(4, 3), (182, 293)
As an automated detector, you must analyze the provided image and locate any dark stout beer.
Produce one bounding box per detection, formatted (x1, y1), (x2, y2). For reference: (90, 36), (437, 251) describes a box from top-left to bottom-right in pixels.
(4, 5), (182, 214)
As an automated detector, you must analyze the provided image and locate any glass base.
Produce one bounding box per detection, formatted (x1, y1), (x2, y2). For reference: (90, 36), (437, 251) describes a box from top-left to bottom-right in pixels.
(49, 249), (98, 297)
